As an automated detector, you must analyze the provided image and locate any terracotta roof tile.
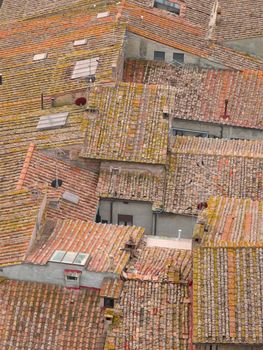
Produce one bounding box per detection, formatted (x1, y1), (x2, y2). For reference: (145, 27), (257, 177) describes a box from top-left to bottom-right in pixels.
(196, 197), (263, 245)
(193, 246), (263, 344)
(126, 245), (192, 282)
(97, 166), (165, 209)
(165, 137), (263, 215)
(19, 145), (99, 221)
(0, 189), (44, 266)
(124, 60), (263, 130)
(0, 279), (105, 350)
(100, 277), (123, 299)
(104, 280), (190, 350)
(26, 219), (144, 274)
(81, 83), (169, 164)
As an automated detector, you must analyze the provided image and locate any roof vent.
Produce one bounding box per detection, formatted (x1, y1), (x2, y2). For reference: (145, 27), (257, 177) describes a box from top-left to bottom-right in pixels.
(75, 97), (87, 106)
(51, 179), (63, 188)
(73, 38), (87, 46)
(62, 191), (80, 204)
(97, 11), (110, 19)
(33, 53), (48, 61)
(36, 112), (69, 130)
(124, 236), (136, 251)
(163, 106), (169, 119)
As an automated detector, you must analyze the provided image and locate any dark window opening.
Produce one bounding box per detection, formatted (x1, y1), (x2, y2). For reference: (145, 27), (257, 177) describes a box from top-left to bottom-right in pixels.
(102, 219), (108, 224)
(51, 178), (63, 188)
(66, 275), (78, 281)
(154, 0), (180, 15)
(0, 1), (3, 9)
(118, 214), (133, 226)
(104, 297), (114, 308)
(173, 52), (184, 64)
(154, 51), (165, 61)
(172, 128), (208, 138)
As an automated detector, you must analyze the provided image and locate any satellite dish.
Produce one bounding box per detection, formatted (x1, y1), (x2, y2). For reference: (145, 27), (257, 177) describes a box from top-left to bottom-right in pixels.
(51, 179), (63, 188)
(75, 97), (87, 106)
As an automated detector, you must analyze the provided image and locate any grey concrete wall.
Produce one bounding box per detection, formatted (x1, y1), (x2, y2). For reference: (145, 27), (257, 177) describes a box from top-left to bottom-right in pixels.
(0, 263), (117, 289)
(224, 37), (263, 59)
(99, 199), (154, 234)
(125, 32), (226, 69)
(156, 213), (196, 238)
(172, 118), (263, 140)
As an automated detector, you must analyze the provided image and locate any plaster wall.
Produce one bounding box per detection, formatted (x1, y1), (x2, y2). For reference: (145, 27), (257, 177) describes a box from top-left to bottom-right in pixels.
(156, 213), (196, 238)
(172, 118), (263, 140)
(0, 263), (117, 289)
(125, 32), (226, 69)
(224, 37), (263, 59)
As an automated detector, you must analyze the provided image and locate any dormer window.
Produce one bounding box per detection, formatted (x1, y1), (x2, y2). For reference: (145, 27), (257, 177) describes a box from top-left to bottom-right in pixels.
(154, 0), (180, 15)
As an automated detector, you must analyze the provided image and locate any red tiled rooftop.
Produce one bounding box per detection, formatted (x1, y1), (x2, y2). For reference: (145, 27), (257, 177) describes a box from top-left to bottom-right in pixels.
(0, 279), (105, 350)
(27, 219), (144, 274)
(18, 144), (100, 221)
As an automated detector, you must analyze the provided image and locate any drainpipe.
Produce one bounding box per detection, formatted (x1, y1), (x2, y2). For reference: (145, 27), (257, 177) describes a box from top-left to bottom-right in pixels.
(110, 199), (114, 224)
(154, 212), (157, 236)
(189, 279), (194, 350)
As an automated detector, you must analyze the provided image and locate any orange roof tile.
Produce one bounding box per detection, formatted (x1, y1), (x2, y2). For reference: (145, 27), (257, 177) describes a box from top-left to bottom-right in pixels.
(26, 219), (144, 274)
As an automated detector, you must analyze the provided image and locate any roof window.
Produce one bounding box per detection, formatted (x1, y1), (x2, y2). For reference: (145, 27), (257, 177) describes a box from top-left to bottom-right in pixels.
(50, 250), (90, 266)
(36, 112), (69, 130)
(97, 11), (110, 19)
(73, 39), (87, 46)
(33, 53), (48, 61)
(71, 57), (99, 80)
(154, 51), (165, 61)
(173, 52), (184, 64)
(154, 0), (180, 15)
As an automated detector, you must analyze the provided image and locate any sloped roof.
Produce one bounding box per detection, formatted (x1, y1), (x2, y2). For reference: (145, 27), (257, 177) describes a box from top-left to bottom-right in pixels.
(97, 166), (165, 209)
(0, 189), (44, 266)
(126, 245), (192, 281)
(26, 219), (144, 274)
(197, 196), (263, 245)
(0, 279), (105, 350)
(123, 2), (263, 70)
(0, 107), (86, 194)
(124, 59), (263, 130)
(81, 83), (169, 164)
(165, 137), (263, 215)
(18, 144), (99, 221)
(105, 279), (190, 350)
(193, 246), (263, 344)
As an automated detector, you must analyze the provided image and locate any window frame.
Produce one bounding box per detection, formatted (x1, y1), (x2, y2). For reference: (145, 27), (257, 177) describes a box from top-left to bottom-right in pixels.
(154, 50), (165, 61)
(154, 0), (180, 15)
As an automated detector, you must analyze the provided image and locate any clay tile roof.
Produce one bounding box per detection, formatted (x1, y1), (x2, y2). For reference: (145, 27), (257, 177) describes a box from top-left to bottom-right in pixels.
(104, 279), (191, 350)
(18, 144), (99, 221)
(80, 83), (169, 164)
(165, 136), (263, 215)
(126, 245), (192, 282)
(100, 277), (123, 299)
(97, 166), (165, 209)
(0, 107), (86, 194)
(0, 189), (44, 266)
(0, 279), (105, 350)
(197, 196), (263, 245)
(124, 60), (263, 130)
(123, 2), (263, 70)
(26, 219), (144, 274)
(193, 246), (263, 344)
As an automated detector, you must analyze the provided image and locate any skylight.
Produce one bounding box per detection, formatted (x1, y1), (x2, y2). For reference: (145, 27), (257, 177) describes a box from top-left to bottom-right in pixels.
(97, 11), (110, 19)
(73, 39), (87, 46)
(50, 250), (90, 266)
(71, 57), (99, 79)
(36, 112), (69, 130)
(33, 53), (48, 61)
(154, 0), (180, 15)
(62, 191), (80, 204)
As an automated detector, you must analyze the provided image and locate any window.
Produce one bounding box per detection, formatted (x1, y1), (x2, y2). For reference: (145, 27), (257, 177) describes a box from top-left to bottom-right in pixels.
(154, 51), (165, 61)
(36, 112), (69, 131)
(66, 275), (78, 281)
(64, 270), (81, 288)
(104, 297), (114, 308)
(33, 53), (48, 61)
(154, 0), (180, 15)
(118, 214), (133, 226)
(172, 128), (208, 138)
(173, 52), (184, 64)
(50, 250), (90, 266)
(71, 57), (99, 80)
